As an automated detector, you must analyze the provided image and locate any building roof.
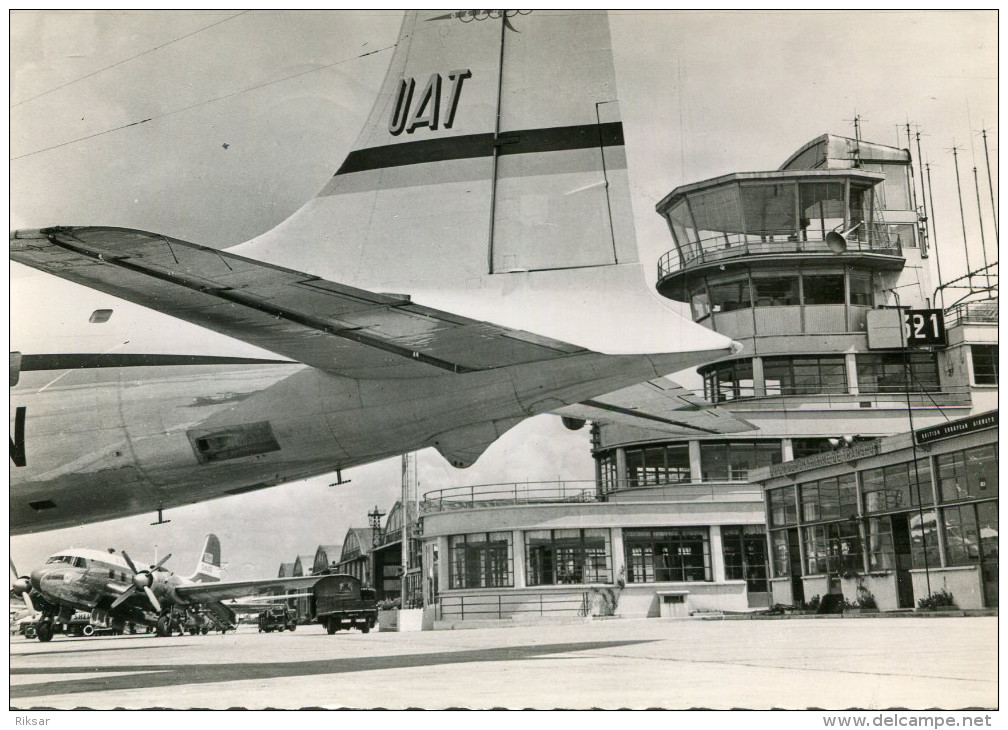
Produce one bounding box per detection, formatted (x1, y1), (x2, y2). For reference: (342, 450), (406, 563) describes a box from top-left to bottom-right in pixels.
(277, 562), (295, 578)
(340, 527), (374, 560)
(292, 554), (314, 576)
(313, 543), (343, 572)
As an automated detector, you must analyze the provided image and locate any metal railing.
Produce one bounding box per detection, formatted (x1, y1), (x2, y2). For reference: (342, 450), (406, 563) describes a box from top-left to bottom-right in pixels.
(943, 299), (999, 327)
(657, 231), (902, 279)
(437, 590), (590, 621)
(421, 479), (765, 512)
(421, 480), (598, 512)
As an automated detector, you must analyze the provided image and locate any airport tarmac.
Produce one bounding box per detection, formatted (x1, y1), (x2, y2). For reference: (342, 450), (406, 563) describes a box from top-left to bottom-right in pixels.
(9, 616), (997, 710)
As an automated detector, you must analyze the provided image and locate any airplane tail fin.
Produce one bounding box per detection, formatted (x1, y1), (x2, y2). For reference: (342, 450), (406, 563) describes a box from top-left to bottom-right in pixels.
(234, 10), (732, 358)
(237, 10), (637, 284)
(189, 534), (223, 583)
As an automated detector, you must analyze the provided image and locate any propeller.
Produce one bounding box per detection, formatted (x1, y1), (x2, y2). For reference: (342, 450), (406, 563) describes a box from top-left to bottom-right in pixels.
(110, 551), (171, 613)
(9, 558), (35, 613)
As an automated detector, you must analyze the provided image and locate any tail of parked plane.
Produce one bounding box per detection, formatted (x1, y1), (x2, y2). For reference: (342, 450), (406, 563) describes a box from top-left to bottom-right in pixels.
(188, 534), (223, 583)
(235, 10), (732, 357)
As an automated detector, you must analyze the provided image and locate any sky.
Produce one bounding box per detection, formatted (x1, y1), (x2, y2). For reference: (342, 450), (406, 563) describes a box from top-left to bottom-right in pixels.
(8, 10), (998, 579)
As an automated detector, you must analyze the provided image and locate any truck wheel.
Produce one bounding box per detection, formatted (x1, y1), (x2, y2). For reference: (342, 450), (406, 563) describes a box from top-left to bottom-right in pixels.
(82, 624), (95, 637)
(201, 627), (209, 635)
(288, 623), (296, 632)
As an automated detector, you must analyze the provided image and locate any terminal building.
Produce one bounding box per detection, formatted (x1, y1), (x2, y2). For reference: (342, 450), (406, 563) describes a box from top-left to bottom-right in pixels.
(417, 133), (998, 619)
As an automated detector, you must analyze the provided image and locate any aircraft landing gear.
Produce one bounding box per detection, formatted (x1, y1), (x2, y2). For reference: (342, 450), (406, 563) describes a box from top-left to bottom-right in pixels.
(35, 619), (54, 643)
(155, 614), (173, 637)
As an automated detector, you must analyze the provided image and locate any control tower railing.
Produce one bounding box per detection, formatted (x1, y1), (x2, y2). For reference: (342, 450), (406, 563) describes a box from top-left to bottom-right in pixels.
(658, 230), (902, 279)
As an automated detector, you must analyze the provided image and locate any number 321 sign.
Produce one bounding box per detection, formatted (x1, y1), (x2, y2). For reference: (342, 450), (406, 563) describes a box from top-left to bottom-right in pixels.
(903, 309), (946, 346)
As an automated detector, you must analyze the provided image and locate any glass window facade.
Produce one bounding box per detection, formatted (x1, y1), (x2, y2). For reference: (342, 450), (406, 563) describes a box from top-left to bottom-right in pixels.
(623, 528), (712, 583)
(861, 459), (934, 513)
(597, 451), (617, 494)
(752, 274), (800, 306)
(800, 474), (858, 522)
(525, 529), (612, 586)
(740, 183), (797, 240)
(791, 438), (835, 460)
(701, 359), (754, 403)
(802, 521), (862, 575)
(768, 486), (798, 527)
(764, 355), (848, 395)
(971, 345), (998, 385)
(856, 352), (940, 393)
(849, 271), (873, 306)
(937, 445), (998, 503)
(802, 274), (845, 305)
(625, 443), (691, 487)
(799, 182), (845, 241)
(722, 525), (769, 592)
(700, 440), (781, 481)
(449, 532), (514, 589)
(709, 277), (752, 313)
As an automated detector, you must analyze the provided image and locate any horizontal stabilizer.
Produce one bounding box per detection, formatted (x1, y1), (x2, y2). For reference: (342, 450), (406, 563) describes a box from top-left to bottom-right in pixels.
(174, 575), (323, 605)
(553, 378), (755, 435)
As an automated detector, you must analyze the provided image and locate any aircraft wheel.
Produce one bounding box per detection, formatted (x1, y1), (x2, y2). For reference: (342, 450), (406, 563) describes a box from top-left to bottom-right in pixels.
(201, 627), (208, 635)
(189, 628), (198, 635)
(326, 620), (337, 635)
(361, 622), (370, 634)
(156, 615), (172, 637)
(36, 620), (54, 643)
(288, 624), (296, 632)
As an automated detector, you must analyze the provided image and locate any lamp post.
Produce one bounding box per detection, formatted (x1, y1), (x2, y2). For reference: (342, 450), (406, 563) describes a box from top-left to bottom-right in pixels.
(888, 289), (933, 601)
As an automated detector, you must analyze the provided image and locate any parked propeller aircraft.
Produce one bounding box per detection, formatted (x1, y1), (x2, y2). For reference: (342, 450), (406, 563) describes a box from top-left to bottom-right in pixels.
(10, 10), (749, 535)
(9, 534), (320, 641)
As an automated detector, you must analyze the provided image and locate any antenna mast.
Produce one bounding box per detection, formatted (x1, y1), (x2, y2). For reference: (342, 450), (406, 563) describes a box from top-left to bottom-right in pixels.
(925, 162), (945, 310)
(949, 145), (973, 287)
(972, 166), (992, 290)
(981, 129), (998, 241)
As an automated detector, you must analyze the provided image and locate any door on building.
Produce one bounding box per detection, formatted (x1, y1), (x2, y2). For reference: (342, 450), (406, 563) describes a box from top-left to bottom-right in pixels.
(891, 514), (915, 609)
(977, 501), (998, 607)
(788, 528), (805, 605)
(743, 530), (770, 608)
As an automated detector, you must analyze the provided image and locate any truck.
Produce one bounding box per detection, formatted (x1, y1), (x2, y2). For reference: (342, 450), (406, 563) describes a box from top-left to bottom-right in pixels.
(257, 606), (297, 633)
(310, 574), (378, 634)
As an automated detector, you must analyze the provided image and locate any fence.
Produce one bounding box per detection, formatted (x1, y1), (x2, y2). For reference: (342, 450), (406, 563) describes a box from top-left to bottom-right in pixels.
(438, 590), (590, 621)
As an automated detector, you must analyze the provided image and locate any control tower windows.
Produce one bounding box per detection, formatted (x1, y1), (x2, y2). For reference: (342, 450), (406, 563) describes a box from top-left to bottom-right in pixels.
(625, 443), (690, 487)
(802, 274), (845, 305)
(741, 183), (797, 241)
(971, 345), (998, 385)
(764, 355), (847, 395)
(799, 182), (845, 242)
(688, 279), (710, 320)
(709, 277), (752, 312)
(752, 274), (799, 306)
(862, 162), (912, 210)
(702, 359), (754, 403)
(701, 440), (781, 481)
(667, 199), (699, 263)
(856, 352), (940, 393)
(849, 271), (874, 305)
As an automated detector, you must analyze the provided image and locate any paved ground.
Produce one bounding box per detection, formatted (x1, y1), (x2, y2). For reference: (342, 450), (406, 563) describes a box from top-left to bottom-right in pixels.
(9, 616), (997, 709)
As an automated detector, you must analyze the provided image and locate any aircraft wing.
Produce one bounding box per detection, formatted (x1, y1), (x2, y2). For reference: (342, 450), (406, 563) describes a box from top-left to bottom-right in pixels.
(553, 378), (755, 435)
(10, 227), (589, 380)
(174, 575), (322, 605)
